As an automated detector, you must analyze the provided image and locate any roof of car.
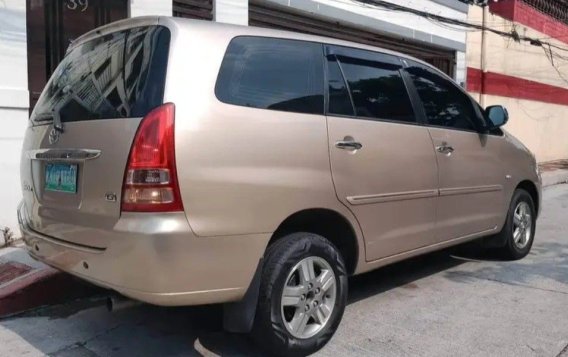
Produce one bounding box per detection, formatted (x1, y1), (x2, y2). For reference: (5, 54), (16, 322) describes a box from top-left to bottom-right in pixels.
(70, 16), (443, 77)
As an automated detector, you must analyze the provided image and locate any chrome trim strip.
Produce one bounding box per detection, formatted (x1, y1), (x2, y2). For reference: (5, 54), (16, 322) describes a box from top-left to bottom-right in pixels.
(347, 185), (503, 205)
(27, 149), (101, 162)
(347, 189), (439, 205)
(439, 185), (503, 197)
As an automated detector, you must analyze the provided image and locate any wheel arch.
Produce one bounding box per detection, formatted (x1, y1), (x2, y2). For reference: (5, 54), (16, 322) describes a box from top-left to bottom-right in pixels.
(517, 180), (540, 215)
(269, 208), (359, 275)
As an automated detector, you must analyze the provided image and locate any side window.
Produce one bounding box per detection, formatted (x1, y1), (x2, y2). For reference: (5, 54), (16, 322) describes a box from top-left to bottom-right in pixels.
(215, 37), (324, 115)
(327, 57), (354, 116)
(334, 53), (415, 123)
(405, 62), (479, 131)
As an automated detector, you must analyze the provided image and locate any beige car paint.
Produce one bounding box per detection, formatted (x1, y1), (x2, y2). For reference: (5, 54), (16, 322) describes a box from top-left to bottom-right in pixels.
(19, 211), (270, 305)
(18, 16), (541, 306)
(429, 127), (506, 242)
(21, 119), (141, 249)
(327, 117), (439, 261)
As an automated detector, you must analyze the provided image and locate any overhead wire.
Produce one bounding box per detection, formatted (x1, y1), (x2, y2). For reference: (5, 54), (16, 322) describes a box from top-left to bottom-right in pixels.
(355, 0), (568, 51)
(353, 0), (568, 83)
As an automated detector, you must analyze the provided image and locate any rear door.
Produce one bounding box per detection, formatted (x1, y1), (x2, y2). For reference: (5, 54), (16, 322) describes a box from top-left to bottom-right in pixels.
(403, 61), (505, 242)
(20, 25), (170, 248)
(325, 46), (439, 261)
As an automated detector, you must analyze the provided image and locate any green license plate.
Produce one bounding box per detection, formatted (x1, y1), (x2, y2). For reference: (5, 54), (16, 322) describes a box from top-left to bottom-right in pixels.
(45, 164), (78, 193)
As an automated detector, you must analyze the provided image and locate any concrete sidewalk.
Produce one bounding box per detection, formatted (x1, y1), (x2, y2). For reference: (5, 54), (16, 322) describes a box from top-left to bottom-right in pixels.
(541, 169), (568, 187)
(540, 160), (568, 187)
(0, 246), (101, 317)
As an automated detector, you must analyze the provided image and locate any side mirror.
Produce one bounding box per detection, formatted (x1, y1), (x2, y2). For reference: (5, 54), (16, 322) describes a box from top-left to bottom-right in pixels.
(485, 105), (509, 129)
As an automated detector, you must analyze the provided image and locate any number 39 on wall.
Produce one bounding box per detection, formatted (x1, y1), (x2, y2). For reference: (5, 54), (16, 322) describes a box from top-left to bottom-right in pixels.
(66, 0), (89, 12)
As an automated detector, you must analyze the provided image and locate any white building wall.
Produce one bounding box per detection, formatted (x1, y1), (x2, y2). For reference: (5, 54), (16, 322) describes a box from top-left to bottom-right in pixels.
(214, 0), (248, 25)
(456, 51), (467, 86)
(129, 0), (172, 17)
(312, 0), (467, 45)
(0, 0), (28, 235)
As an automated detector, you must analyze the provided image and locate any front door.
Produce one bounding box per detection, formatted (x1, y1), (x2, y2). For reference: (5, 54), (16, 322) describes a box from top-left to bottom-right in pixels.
(404, 61), (505, 241)
(27, 0), (128, 112)
(325, 46), (439, 261)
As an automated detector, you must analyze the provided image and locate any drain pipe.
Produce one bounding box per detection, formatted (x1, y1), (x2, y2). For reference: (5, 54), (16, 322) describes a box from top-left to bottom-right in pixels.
(106, 295), (141, 312)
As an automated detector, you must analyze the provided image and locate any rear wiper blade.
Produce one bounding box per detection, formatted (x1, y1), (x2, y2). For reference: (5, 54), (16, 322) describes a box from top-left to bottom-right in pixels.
(52, 110), (64, 133)
(32, 111), (64, 132)
(33, 113), (54, 123)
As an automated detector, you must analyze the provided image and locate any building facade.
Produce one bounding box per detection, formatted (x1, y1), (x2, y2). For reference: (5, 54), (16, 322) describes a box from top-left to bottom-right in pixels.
(0, 0), (468, 233)
(467, 0), (568, 163)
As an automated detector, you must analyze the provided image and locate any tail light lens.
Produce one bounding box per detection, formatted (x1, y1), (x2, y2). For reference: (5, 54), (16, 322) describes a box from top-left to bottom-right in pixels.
(121, 103), (184, 212)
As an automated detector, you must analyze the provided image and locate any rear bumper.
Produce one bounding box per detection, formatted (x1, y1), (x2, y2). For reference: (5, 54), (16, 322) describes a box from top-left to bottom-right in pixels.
(18, 202), (269, 306)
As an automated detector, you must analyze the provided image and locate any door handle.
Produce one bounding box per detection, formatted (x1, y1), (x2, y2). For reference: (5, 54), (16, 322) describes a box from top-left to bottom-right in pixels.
(335, 140), (363, 151)
(436, 144), (455, 155)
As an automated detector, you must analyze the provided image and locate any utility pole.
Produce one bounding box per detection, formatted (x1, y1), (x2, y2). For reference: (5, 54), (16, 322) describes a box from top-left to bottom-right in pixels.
(480, 5), (488, 107)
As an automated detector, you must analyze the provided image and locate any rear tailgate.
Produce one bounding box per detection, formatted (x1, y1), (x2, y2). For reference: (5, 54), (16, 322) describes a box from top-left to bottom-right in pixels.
(20, 25), (171, 248)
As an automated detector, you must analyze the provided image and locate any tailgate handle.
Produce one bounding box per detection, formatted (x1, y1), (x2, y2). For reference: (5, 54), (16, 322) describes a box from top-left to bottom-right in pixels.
(27, 149), (101, 162)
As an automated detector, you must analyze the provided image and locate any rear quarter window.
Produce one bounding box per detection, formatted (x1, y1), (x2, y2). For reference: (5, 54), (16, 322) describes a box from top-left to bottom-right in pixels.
(32, 25), (170, 123)
(215, 36), (325, 115)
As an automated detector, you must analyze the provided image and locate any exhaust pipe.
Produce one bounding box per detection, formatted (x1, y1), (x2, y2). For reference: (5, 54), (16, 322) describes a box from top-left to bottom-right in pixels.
(106, 295), (141, 312)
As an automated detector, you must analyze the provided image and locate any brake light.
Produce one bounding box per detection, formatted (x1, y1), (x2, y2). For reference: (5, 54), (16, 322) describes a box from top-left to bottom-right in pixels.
(121, 103), (184, 212)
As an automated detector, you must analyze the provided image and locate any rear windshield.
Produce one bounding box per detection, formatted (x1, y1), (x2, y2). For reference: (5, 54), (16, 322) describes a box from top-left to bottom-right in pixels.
(32, 25), (170, 123)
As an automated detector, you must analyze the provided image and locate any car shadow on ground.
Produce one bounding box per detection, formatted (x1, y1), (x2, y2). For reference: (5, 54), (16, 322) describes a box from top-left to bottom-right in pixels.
(444, 240), (568, 288)
(0, 245), (483, 357)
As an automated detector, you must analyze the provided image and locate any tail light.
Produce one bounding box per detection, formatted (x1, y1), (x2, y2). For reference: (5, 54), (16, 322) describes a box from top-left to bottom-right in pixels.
(121, 103), (184, 212)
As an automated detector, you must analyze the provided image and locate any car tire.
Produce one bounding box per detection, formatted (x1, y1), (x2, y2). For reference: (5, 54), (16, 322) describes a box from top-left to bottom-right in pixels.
(251, 232), (348, 357)
(496, 189), (536, 260)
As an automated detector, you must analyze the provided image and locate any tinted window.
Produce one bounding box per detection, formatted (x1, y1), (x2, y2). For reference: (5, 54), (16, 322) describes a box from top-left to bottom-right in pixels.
(327, 57), (354, 116)
(406, 62), (478, 131)
(33, 26), (170, 123)
(336, 54), (415, 123)
(215, 37), (324, 115)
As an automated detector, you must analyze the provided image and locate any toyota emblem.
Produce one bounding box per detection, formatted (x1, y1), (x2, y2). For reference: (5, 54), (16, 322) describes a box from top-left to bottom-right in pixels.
(48, 128), (60, 144)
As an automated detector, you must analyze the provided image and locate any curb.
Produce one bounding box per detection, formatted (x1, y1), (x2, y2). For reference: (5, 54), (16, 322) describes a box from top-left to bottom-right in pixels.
(0, 266), (58, 300)
(0, 269), (103, 318)
(541, 169), (568, 187)
(0, 247), (103, 318)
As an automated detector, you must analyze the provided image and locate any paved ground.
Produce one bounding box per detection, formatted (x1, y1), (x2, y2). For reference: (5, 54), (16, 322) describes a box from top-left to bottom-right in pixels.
(1, 185), (567, 357)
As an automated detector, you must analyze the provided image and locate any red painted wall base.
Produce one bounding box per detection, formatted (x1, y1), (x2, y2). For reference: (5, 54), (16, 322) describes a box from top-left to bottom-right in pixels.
(468, 67), (568, 106)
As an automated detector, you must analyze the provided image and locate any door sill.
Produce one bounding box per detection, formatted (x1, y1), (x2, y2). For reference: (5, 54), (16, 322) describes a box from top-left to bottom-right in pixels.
(357, 227), (498, 274)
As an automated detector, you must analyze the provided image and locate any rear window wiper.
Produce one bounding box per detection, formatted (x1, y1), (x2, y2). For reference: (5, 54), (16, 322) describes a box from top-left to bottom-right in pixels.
(33, 113), (53, 123)
(32, 111), (64, 132)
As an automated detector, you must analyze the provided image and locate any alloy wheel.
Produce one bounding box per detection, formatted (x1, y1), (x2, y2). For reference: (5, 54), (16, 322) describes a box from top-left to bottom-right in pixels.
(513, 201), (533, 249)
(280, 256), (337, 339)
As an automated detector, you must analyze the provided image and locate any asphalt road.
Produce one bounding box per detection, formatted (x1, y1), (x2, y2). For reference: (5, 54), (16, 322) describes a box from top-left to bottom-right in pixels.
(1, 185), (568, 357)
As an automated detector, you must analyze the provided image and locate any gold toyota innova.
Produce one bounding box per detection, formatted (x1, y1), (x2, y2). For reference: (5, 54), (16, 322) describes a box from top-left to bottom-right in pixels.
(18, 16), (541, 356)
